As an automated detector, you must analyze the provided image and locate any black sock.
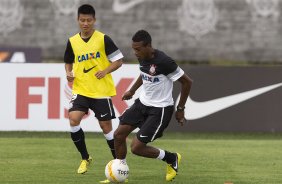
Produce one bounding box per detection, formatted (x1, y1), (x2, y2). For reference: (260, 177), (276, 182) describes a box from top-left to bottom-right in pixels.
(162, 151), (176, 164)
(106, 139), (116, 159)
(71, 128), (89, 160)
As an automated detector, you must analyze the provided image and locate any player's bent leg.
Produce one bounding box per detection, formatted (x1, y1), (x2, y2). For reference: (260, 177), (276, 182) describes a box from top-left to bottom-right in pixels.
(131, 137), (182, 181)
(114, 124), (136, 159)
(69, 111), (92, 174)
(130, 137), (159, 158)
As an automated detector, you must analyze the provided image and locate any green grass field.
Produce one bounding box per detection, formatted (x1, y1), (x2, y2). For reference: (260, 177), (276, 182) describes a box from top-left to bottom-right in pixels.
(1, 132), (282, 184)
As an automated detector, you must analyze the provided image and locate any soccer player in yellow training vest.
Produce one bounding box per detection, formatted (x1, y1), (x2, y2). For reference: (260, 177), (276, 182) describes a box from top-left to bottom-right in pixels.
(64, 4), (123, 182)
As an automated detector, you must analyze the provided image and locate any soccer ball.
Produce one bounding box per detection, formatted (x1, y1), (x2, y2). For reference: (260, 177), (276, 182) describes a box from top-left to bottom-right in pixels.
(105, 159), (129, 183)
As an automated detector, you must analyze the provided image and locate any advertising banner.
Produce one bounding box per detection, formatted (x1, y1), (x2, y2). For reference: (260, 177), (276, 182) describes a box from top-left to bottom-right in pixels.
(0, 63), (139, 131)
(1, 64), (281, 132)
(169, 66), (282, 132)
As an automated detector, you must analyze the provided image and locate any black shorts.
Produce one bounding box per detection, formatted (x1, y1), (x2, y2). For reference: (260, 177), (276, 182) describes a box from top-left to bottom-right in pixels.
(119, 99), (173, 143)
(69, 94), (116, 121)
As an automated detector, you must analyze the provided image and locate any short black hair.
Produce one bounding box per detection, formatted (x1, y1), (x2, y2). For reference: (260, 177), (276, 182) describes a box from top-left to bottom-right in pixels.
(78, 4), (95, 17)
(132, 30), (152, 46)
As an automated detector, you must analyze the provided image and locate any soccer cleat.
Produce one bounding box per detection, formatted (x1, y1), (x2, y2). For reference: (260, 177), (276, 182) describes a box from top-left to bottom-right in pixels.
(166, 153), (181, 181)
(77, 156), (93, 174)
(99, 179), (129, 183)
(99, 179), (111, 183)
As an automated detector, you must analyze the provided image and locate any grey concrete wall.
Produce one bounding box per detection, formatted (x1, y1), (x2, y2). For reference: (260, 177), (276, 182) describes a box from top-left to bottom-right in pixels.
(1, 0), (282, 63)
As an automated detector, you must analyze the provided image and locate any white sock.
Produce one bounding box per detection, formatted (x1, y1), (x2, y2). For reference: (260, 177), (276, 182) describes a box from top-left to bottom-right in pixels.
(157, 149), (165, 160)
(104, 130), (114, 140)
(70, 125), (81, 133)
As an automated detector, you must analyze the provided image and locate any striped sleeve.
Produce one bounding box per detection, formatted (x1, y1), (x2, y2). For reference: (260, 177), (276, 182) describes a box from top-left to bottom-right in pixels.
(104, 35), (123, 62)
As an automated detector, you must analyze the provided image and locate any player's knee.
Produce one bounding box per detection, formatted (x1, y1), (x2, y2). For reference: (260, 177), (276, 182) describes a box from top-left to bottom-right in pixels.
(100, 123), (112, 134)
(69, 119), (80, 127)
(130, 142), (143, 156)
(68, 112), (84, 126)
(130, 143), (140, 155)
(114, 129), (126, 141)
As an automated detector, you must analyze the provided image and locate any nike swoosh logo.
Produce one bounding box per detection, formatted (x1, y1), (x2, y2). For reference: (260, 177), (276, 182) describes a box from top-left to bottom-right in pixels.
(83, 65), (97, 73)
(112, 0), (145, 14)
(173, 160), (178, 170)
(178, 82), (282, 120)
(140, 134), (148, 138)
(101, 113), (108, 117)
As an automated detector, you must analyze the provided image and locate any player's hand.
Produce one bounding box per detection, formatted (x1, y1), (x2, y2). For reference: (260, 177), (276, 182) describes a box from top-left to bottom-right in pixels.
(175, 111), (185, 126)
(122, 91), (134, 100)
(95, 70), (107, 79)
(66, 71), (75, 82)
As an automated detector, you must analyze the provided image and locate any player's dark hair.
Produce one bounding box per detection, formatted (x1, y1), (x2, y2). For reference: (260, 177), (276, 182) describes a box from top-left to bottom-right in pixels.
(78, 4), (95, 18)
(132, 30), (152, 46)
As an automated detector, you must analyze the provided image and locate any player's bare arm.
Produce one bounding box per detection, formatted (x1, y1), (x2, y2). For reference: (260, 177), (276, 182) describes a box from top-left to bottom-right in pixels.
(175, 74), (193, 126)
(122, 75), (143, 100)
(65, 63), (74, 82)
(95, 59), (123, 79)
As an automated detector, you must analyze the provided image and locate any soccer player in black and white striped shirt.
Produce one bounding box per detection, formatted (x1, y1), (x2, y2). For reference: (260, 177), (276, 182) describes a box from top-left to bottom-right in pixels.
(114, 30), (193, 181)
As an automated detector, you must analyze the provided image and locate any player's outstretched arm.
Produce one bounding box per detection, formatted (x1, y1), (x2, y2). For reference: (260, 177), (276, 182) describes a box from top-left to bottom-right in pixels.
(175, 74), (193, 125)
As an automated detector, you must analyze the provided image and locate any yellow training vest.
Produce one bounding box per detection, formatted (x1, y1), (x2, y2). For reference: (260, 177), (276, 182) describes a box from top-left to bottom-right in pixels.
(69, 30), (116, 98)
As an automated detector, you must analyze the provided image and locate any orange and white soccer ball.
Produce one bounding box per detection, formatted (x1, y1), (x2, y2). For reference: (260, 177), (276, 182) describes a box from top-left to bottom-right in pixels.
(105, 159), (129, 183)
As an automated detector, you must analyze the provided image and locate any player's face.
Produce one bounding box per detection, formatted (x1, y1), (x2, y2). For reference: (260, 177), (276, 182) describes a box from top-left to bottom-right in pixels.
(78, 14), (95, 34)
(132, 41), (151, 60)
